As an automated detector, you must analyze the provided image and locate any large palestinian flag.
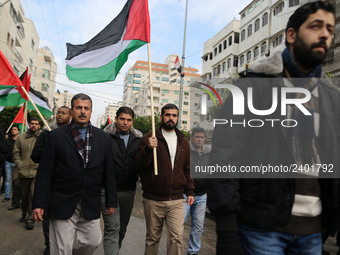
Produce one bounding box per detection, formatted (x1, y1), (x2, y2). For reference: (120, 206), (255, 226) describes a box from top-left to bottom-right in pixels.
(65, 0), (150, 84)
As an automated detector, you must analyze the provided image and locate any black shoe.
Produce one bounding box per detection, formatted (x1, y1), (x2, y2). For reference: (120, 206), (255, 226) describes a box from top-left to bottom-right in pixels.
(2, 197), (10, 202)
(25, 221), (34, 230)
(20, 215), (26, 222)
(8, 205), (19, 210)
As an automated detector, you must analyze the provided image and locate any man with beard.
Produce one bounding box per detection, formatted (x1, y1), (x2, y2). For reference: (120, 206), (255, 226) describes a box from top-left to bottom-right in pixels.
(13, 117), (41, 230)
(136, 103), (194, 255)
(207, 2), (339, 255)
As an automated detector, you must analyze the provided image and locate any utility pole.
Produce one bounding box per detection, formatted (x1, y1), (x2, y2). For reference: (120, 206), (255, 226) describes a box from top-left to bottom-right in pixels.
(178, 0), (188, 129)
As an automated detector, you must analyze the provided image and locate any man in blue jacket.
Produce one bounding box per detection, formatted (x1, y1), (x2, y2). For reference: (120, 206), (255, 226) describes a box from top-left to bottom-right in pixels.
(33, 93), (117, 255)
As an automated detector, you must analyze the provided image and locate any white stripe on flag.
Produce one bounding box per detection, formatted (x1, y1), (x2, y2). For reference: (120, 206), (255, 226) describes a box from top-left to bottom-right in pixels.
(0, 88), (19, 96)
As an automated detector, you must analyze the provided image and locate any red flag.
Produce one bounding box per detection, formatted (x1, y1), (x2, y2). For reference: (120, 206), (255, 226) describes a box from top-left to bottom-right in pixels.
(0, 50), (23, 88)
(108, 116), (112, 124)
(13, 106), (25, 123)
(18, 68), (30, 100)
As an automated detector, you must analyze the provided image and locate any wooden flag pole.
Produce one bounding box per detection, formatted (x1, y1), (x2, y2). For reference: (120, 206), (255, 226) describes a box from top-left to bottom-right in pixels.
(6, 122), (14, 134)
(23, 102), (27, 133)
(20, 86), (51, 131)
(147, 43), (158, 175)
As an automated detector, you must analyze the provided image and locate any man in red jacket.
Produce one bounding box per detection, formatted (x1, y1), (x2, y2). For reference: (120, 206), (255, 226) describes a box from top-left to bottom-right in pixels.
(136, 103), (194, 255)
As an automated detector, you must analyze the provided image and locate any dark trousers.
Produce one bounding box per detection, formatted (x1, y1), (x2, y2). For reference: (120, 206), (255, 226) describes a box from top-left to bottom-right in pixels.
(12, 177), (21, 207)
(43, 210), (50, 249)
(20, 178), (35, 222)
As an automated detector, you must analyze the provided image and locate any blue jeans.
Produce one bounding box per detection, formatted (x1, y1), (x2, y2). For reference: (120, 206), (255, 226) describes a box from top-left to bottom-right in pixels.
(184, 193), (207, 254)
(239, 224), (322, 255)
(4, 161), (15, 199)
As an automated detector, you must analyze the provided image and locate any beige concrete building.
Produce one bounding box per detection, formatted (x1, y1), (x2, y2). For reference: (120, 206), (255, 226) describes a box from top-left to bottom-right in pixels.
(53, 90), (74, 111)
(0, 0), (57, 113)
(123, 54), (201, 130)
(105, 102), (124, 121)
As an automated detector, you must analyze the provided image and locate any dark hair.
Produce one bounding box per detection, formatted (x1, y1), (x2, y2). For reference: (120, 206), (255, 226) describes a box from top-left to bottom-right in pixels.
(285, 1), (335, 46)
(30, 116), (41, 125)
(71, 93), (92, 109)
(116, 106), (134, 119)
(11, 125), (20, 132)
(191, 126), (206, 137)
(59, 106), (71, 114)
(161, 103), (179, 115)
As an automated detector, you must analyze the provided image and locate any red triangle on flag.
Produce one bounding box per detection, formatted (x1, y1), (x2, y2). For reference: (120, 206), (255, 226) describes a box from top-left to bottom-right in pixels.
(0, 50), (23, 87)
(13, 106), (25, 124)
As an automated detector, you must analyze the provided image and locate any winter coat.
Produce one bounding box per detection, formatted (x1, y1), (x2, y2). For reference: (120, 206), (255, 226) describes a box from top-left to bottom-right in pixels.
(190, 141), (209, 196)
(136, 127), (194, 201)
(13, 130), (40, 178)
(207, 51), (340, 234)
(104, 123), (142, 191)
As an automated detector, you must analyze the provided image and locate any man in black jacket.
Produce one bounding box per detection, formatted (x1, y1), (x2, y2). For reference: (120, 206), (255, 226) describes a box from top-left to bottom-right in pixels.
(33, 93), (117, 255)
(208, 2), (339, 255)
(185, 127), (209, 255)
(102, 106), (142, 255)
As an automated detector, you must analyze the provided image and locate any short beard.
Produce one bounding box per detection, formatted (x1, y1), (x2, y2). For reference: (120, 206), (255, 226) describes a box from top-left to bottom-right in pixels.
(293, 34), (328, 70)
(161, 120), (177, 131)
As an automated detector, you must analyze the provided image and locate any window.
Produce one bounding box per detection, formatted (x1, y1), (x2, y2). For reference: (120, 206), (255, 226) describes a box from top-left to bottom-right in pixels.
(214, 48), (217, 56)
(273, 35), (283, 48)
(7, 33), (10, 45)
(42, 69), (50, 79)
(254, 47), (259, 59)
(133, 86), (140, 91)
(227, 58), (231, 69)
(233, 56), (238, 67)
(193, 122), (198, 125)
(133, 80), (141, 84)
(289, 0), (299, 7)
(246, 51), (251, 62)
(184, 101), (189, 105)
(247, 25), (252, 37)
(31, 39), (35, 49)
(194, 112), (199, 116)
(134, 73), (141, 78)
(241, 30), (246, 41)
(240, 55), (245, 66)
(219, 44), (222, 53)
(42, 83), (49, 92)
(174, 100), (179, 104)
(162, 77), (169, 82)
(195, 93), (200, 97)
(254, 19), (260, 32)
(222, 62), (226, 72)
(162, 99), (169, 103)
(128, 74), (133, 83)
(183, 111), (188, 115)
(209, 53), (213, 60)
(223, 40), (227, 50)
(174, 90), (179, 95)
(182, 121), (187, 124)
(156, 76), (160, 80)
(228, 36), (232, 46)
(261, 42), (267, 54)
(262, 13), (268, 26)
(241, 12), (246, 19)
(162, 89), (170, 94)
(248, 6), (253, 13)
(184, 92), (189, 96)
(255, 0), (261, 7)
(217, 65), (221, 75)
(234, 32), (239, 43)
(274, 2), (284, 15)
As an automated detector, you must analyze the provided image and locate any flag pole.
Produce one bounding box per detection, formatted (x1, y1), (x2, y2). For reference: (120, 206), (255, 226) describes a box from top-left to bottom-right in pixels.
(6, 122), (14, 134)
(147, 43), (158, 176)
(178, 0), (189, 130)
(19, 86), (51, 131)
(23, 102), (27, 132)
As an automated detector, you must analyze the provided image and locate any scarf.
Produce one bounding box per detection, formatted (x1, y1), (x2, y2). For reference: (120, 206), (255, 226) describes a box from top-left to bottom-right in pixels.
(70, 121), (92, 168)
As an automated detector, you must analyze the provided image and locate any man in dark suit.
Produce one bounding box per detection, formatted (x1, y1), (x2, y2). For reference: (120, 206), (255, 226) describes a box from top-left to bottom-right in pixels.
(33, 93), (117, 255)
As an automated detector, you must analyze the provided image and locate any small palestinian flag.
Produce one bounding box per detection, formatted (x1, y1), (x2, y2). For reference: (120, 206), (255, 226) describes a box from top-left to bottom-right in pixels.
(65, 0), (150, 84)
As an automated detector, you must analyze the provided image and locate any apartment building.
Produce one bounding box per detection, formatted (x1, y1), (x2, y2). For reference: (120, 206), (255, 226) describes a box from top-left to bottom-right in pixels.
(0, 0), (57, 112)
(54, 90), (74, 110)
(123, 54), (201, 130)
(105, 102), (124, 121)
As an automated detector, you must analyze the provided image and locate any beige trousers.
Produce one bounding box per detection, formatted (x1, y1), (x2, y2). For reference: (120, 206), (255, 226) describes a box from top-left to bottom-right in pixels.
(49, 203), (102, 255)
(143, 198), (185, 255)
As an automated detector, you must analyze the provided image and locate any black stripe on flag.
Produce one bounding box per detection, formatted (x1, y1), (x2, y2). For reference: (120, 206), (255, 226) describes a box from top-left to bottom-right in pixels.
(66, 0), (134, 60)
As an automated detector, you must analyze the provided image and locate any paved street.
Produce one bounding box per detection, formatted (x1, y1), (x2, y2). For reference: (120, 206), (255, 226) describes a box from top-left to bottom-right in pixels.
(0, 184), (216, 255)
(1, 183), (339, 255)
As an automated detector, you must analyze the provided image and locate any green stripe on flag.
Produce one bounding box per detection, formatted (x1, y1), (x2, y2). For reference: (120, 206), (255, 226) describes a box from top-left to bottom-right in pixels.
(0, 91), (25, 106)
(66, 40), (146, 84)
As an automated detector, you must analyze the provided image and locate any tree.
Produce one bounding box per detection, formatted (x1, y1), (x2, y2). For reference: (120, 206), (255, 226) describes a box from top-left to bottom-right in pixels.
(133, 113), (161, 135)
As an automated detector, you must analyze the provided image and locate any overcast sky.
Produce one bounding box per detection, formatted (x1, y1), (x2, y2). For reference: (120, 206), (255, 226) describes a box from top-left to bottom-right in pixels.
(22, 0), (250, 122)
